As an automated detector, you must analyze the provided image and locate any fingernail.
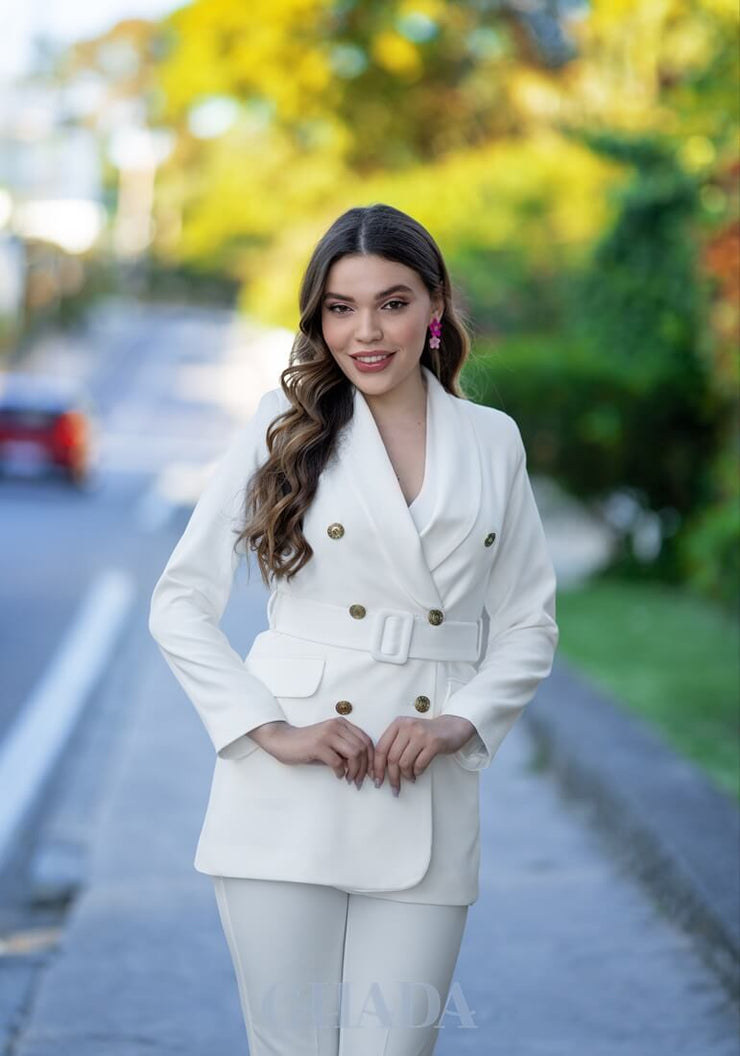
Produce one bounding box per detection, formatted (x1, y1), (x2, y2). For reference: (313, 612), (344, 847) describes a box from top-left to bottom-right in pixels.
(374, 778), (381, 788)
(392, 787), (399, 797)
(355, 780), (362, 790)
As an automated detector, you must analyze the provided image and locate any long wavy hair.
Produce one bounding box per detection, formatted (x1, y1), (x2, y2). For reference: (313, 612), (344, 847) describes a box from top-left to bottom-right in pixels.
(235, 203), (472, 585)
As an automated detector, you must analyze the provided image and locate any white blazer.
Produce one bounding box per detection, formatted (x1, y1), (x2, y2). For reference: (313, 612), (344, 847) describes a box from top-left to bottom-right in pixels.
(148, 365), (559, 905)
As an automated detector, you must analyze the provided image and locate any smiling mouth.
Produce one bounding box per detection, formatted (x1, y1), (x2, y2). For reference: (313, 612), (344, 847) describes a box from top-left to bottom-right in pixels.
(350, 352), (395, 363)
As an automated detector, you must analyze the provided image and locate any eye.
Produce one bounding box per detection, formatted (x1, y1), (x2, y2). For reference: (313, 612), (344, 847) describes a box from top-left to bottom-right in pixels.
(325, 299), (408, 314)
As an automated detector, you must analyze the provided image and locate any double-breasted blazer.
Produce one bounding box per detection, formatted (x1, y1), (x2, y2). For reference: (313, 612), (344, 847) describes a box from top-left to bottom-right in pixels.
(148, 364), (559, 905)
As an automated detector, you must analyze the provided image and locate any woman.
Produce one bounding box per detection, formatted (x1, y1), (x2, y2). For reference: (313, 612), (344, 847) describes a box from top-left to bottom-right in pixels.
(149, 203), (559, 1054)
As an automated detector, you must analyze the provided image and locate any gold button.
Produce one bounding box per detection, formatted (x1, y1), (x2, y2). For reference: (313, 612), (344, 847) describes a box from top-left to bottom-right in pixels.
(327, 523), (345, 539)
(335, 700), (353, 715)
(484, 532), (496, 547)
(427, 609), (444, 626)
(349, 604), (366, 619)
(414, 695), (431, 713)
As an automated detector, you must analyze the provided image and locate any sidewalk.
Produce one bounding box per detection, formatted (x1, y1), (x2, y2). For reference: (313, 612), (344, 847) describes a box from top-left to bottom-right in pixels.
(11, 576), (739, 1054)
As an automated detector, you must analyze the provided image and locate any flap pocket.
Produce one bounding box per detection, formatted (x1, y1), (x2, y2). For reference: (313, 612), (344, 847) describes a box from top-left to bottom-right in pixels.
(246, 655), (326, 698)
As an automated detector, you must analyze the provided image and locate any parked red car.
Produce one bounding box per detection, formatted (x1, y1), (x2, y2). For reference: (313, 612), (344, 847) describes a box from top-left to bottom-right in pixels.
(0, 372), (99, 487)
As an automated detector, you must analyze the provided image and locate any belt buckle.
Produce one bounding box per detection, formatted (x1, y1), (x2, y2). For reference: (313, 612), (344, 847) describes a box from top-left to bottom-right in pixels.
(370, 608), (415, 665)
(474, 616), (484, 659)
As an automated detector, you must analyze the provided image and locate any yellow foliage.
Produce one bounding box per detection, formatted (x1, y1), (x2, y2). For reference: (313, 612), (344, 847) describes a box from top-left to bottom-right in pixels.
(233, 130), (618, 329)
(371, 31), (423, 78)
(701, 0), (740, 20)
(148, 0), (736, 334)
(398, 0), (445, 19)
(160, 0), (332, 119)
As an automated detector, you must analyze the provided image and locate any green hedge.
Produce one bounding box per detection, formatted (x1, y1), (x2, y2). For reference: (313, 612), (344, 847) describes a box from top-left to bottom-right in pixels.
(461, 334), (722, 523)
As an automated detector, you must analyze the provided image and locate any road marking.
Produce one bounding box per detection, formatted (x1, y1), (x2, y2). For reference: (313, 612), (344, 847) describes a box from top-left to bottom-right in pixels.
(0, 569), (136, 873)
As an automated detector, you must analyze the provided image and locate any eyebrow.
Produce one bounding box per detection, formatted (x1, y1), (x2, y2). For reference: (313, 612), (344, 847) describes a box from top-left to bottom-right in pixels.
(322, 284), (415, 302)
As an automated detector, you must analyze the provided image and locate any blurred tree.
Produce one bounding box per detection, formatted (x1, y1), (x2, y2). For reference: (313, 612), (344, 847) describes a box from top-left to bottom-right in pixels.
(156, 0), (566, 169)
(679, 157), (740, 607)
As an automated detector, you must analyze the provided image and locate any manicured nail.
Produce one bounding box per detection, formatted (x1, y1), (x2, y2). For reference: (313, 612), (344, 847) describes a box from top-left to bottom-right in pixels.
(374, 778), (381, 788)
(355, 779), (362, 790)
(392, 786), (399, 797)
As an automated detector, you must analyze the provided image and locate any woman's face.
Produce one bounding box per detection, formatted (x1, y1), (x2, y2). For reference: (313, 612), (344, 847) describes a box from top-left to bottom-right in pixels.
(320, 253), (442, 397)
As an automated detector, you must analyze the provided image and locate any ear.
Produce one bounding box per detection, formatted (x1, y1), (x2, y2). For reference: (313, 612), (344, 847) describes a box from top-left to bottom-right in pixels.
(431, 291), (444, 321)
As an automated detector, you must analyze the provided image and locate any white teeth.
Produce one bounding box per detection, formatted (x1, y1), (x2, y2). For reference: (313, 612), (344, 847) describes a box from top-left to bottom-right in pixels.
(354, 354), (392, 364)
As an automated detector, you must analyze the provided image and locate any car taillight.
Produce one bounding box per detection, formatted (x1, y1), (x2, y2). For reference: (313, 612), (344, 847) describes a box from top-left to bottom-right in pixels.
(53, 411), (87, 449)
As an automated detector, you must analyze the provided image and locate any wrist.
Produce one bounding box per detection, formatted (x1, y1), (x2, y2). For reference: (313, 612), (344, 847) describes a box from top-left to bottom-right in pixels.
(248, 720), (291, 750)
(435, 714), (477, 748)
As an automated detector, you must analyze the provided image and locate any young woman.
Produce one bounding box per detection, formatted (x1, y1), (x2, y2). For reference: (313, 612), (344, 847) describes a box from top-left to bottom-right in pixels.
(149, 203), (559, 1055)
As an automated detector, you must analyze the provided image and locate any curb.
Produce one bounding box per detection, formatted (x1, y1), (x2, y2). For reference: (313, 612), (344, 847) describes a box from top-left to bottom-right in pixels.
(523, 656), (740, 1000)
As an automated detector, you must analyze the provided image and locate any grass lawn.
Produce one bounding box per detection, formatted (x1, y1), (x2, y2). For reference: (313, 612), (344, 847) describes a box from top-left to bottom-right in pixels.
(555, 577), (740, 801)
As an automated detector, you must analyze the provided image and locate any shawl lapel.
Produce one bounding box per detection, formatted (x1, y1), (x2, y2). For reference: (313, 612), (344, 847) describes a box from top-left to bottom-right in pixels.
(340, 365), (482, 611)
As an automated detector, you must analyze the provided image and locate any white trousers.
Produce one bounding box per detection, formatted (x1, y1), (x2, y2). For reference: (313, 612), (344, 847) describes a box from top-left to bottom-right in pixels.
(212, 875), (470, 1056)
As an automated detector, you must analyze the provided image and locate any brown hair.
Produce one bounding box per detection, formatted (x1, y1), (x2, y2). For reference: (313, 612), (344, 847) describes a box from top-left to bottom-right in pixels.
(235, 203), (472, 585)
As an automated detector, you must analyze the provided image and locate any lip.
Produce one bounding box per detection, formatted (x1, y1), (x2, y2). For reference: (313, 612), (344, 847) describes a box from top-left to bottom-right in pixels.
(349, 351), (396, 374)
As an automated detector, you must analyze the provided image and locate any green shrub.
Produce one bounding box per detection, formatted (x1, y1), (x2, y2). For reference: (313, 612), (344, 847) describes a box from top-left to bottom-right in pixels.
(461, 333), (723, 531)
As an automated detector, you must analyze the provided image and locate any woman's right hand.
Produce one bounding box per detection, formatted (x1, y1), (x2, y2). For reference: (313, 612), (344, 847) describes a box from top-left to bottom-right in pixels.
(249, 719), (375, 786)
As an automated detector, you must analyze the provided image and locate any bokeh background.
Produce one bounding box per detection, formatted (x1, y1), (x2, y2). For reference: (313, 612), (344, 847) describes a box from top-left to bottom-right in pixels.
(0, 5), (739, 1050)
(0, 0), (737, 803)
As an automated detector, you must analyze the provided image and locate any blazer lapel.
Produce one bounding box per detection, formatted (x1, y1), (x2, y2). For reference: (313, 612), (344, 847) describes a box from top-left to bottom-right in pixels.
(417, 366), (483, 574)
(340, 365), (482, 610)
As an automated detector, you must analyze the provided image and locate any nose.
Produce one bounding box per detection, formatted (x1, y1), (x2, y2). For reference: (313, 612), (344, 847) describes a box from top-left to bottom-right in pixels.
(354, 308), (384, 343)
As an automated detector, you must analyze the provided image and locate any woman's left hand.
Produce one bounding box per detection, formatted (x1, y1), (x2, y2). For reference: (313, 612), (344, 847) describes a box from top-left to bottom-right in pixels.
(369, 715), (478, 797)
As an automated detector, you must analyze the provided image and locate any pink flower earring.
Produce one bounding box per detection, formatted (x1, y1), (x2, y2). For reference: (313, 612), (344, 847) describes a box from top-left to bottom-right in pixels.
(429, 317), (442, 350)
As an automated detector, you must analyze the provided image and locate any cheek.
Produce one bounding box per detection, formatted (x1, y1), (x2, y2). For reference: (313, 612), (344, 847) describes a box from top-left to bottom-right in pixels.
(321, 314), (345, 352)
(394, 310), (427, 347)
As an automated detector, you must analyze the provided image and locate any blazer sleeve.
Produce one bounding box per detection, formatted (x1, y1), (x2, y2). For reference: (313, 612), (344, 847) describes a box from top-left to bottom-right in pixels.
(440, 415), (559, 771)
(148, 388), (288, 762)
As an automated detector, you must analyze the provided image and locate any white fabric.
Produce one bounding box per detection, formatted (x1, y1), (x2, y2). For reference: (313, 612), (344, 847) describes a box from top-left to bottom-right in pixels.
(212, 874), (468, 1055)
(407, 474), (434, 533)
(149, 365), (559, 905)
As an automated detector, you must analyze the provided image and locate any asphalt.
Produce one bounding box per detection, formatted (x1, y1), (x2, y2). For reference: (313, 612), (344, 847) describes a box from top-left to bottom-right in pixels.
(6, 557), (739, 1054)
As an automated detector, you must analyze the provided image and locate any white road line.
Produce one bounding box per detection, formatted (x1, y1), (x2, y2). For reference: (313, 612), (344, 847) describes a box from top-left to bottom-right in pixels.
(0, 569), (136, 873)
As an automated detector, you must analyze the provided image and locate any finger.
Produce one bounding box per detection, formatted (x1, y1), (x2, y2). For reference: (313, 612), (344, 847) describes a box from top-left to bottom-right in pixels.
(318, 733), (356, 778)
(397, 742), (423, 782)
(332, 731), (374, 784)
(371, 725), (399, 784)
(387, 758), (401, 797)
(343, 729), (373, 785)
(319, 745), (349, 778)
(389, 731), (415, 781)
(330, 733), (365, 782)
(342, 723), (375, 779)
(410, 745), (435, 778)
(385, 732), (406, 797)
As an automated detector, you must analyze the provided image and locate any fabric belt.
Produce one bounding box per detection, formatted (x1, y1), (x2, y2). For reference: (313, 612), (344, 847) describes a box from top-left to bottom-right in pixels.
(268, 591), (482, 666)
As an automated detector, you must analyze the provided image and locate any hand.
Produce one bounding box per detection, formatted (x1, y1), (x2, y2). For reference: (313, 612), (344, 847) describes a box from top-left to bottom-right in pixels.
(371, 715), (478, 797)
(249, 718), (375, 783)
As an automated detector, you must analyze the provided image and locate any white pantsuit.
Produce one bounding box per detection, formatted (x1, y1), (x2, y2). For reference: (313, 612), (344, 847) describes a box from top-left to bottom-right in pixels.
(148, 365), (559, 907)
(149, 365), (558, 1052)
(212, 875), (469, 1055)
